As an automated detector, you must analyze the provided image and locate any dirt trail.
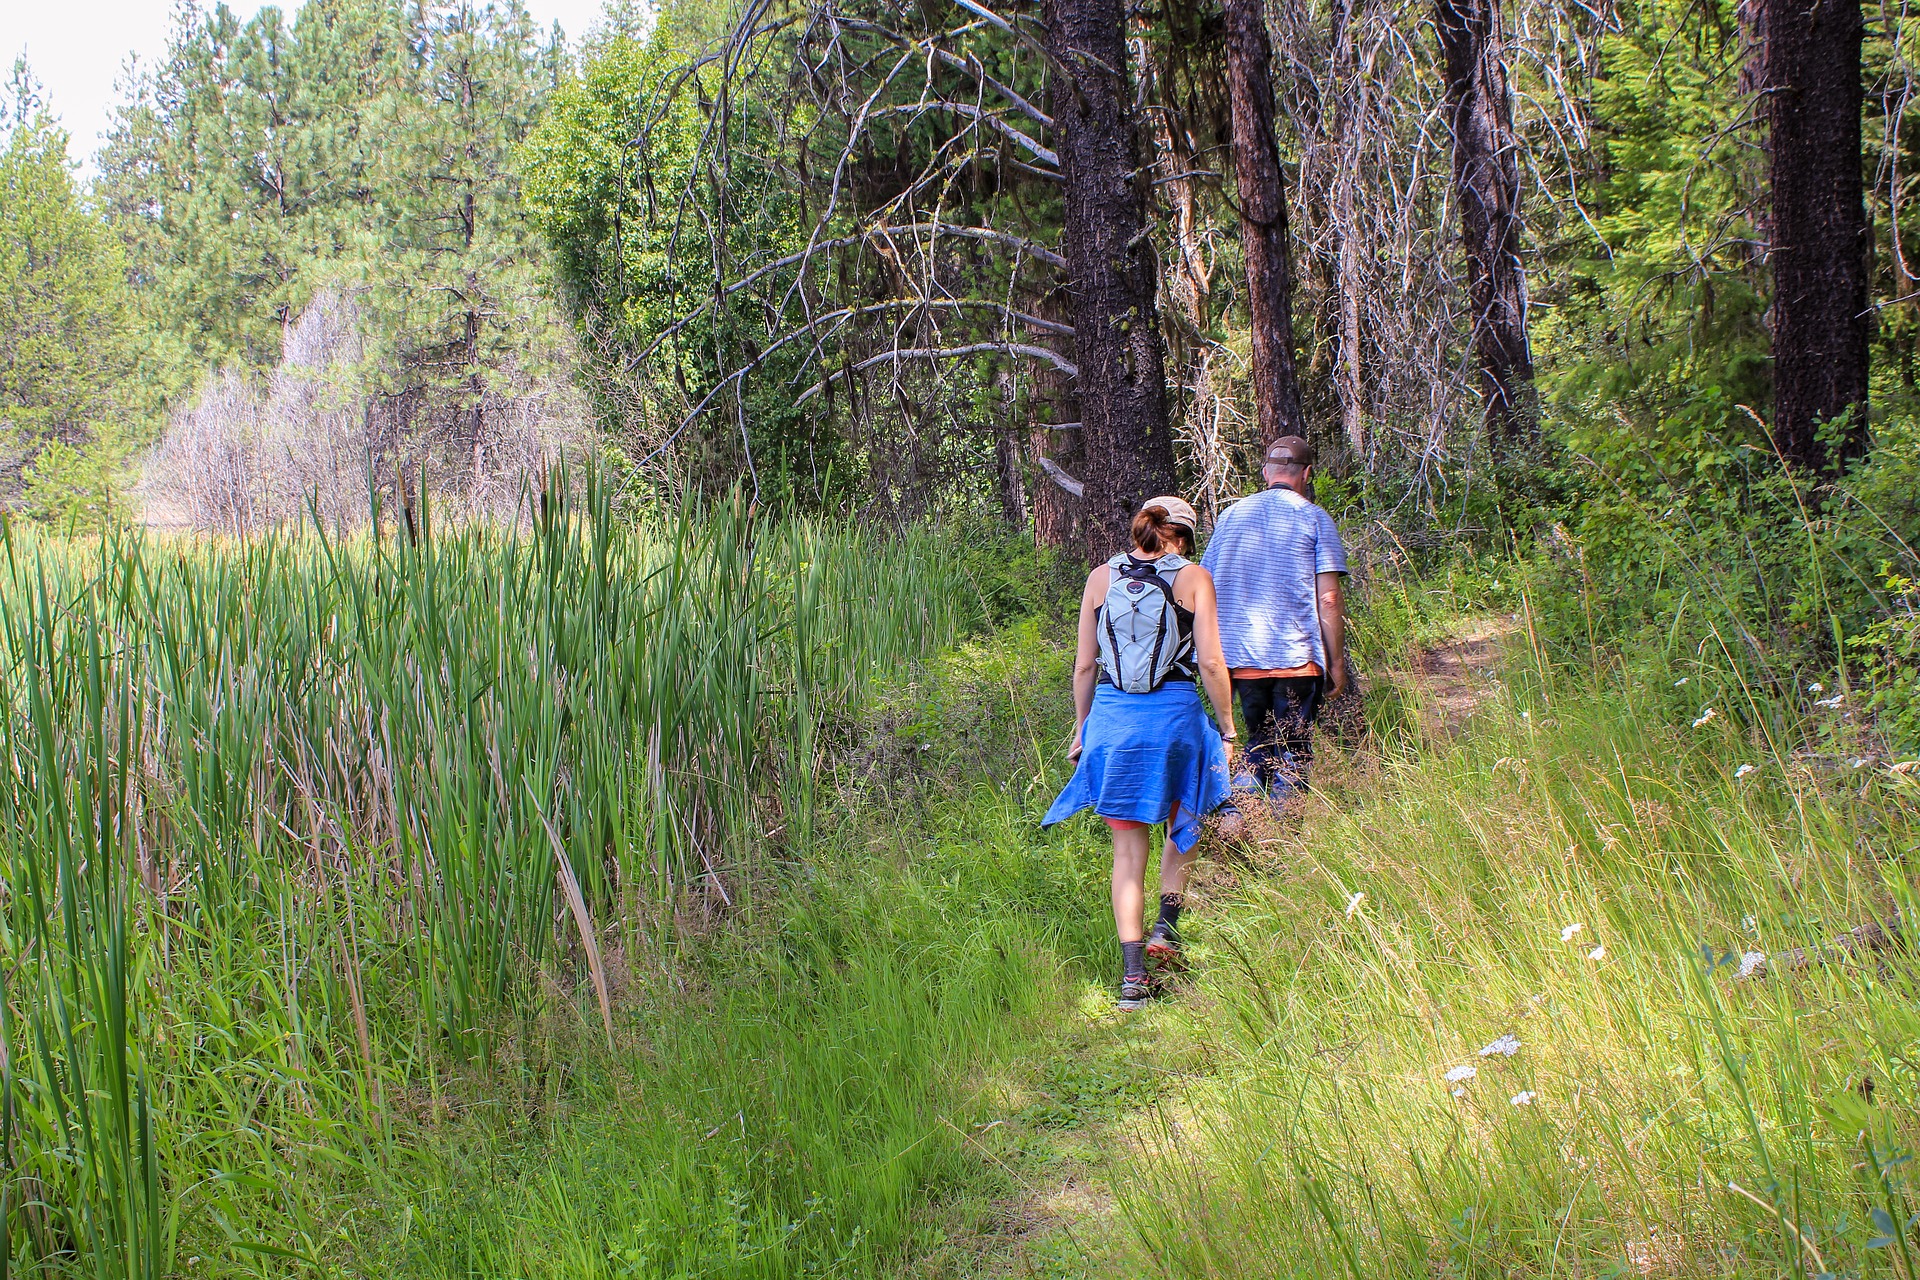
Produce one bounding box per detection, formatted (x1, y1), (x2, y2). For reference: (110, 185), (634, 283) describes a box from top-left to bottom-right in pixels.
(947, 621), (1518, 1277)
(1409, 617), (1516, 736)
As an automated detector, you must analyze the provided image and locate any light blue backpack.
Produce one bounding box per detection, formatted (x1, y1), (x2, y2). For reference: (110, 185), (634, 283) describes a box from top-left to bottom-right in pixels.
(1096, 553), (1194, 693)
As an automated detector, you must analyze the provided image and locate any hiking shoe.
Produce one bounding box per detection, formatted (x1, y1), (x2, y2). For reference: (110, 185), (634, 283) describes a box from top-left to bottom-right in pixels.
(1229, 769), (1261, 792)
(1117, 975), (1155, 1010)
(1145, 921), (1186, 970)
(1268, 772), (1308, 808)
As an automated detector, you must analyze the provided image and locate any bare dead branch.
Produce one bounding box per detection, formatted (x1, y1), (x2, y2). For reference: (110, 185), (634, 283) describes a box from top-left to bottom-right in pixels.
(792, 342), (1078, 407)
(1037, 457), (1086, 496)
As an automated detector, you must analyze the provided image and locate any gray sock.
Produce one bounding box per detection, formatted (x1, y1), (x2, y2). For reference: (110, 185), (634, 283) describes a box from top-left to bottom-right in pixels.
(1121, 940), (1147, 980)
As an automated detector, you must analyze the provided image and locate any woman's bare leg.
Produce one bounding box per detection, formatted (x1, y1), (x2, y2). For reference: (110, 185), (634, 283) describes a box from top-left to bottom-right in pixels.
(1110, 824), (1151, 942)
(1159, 834), (1198, 898)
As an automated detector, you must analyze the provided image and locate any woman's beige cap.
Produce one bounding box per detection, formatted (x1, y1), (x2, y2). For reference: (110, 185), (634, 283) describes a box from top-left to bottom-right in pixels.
(1142, 495), (1197, 532)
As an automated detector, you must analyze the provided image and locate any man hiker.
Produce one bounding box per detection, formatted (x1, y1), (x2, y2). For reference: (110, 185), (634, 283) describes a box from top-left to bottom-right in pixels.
(1201, 436), (1350, 806)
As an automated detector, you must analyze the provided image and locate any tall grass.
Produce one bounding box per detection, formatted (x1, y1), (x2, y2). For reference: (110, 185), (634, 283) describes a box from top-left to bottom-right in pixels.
(1121, 610), (1920, 1277)
(373, 616), (1122, 1279)
(0, 476), (985, 1275)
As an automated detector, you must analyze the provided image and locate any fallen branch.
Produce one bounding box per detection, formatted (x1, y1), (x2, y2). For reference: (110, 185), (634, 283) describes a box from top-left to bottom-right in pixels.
(1737, 911), (1905, 980)
(870, 101), (1059, 167)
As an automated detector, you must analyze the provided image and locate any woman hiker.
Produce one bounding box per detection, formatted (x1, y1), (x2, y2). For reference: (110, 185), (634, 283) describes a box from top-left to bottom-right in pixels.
(1042, 497), (1237, 1010)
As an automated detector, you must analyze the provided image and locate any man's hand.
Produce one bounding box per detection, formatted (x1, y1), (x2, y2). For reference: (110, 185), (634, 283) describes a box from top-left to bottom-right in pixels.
(1326, 663), (1350, 701)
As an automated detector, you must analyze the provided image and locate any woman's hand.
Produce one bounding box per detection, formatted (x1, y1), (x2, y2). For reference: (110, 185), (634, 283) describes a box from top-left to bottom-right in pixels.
(1068, 723), (1085, 763)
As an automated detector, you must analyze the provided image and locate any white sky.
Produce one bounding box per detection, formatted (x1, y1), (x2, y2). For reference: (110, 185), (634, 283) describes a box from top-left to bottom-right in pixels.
(4, 1), (614, 172)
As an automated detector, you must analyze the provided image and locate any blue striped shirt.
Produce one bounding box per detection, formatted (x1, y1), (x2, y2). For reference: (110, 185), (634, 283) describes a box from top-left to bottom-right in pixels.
(1200, 487), (1348, 671)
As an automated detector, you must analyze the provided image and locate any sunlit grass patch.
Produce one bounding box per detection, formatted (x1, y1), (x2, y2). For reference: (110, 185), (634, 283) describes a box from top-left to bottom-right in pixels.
(1122, 648), (1920, 1277)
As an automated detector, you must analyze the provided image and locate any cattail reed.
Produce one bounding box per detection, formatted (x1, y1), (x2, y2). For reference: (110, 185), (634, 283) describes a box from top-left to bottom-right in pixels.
(0, 472), (976, 1273)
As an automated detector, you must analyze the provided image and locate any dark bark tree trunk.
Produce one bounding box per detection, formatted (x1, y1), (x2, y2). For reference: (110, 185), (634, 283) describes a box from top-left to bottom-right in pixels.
(1031, 421), (1086, 550)
(1763, 0), (1870, 474)
(1222, 0), (1310, 449)
(1435, 0), (1535, 453)
(1030, 294), (1086, 551)
(1046, 0), (1178, 557)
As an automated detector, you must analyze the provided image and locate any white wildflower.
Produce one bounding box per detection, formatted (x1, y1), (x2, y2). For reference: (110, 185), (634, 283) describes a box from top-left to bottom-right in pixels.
(1444, 1064), (1477, 1083)
(1479, 1034), (1521, 1058)
(1807, 682), (1824, 693)
(1561, 923), (1584, 942)
(1674, 677), (1689, 687)
(1734, 764), (1756, 778)
(1490, 581), (1501, 591)
(1850, 757), (1869, 770)
(1521, 710), (1531, 720)
(1345, 892), (1365, 918)
(1736, 951), (1767, 979)
(1510, 1091), (1536, 1106)
(1814, 694), (1845, 709)
(1691, 708), (1717, 728)
(1452, 1087), (1467, 1098)
(1742, 914), (1757, 931)
(1588, 945), (1606, 961)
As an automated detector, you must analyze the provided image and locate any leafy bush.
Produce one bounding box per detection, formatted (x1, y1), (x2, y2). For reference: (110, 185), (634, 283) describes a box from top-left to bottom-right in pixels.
(1852, 569), (1920, 755)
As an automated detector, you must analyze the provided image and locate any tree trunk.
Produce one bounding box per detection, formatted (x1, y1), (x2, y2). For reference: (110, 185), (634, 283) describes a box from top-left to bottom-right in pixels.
(1330, 0), (1368, 466)
(1031, 420), (1086, 550)
(1046, 0), (1178, 557)
(1223, 0), (1310, 449)
(1764, 0), (1870, 474)
(1029, 291), (1086, 551)
(1435, 0), (1535, 453)
(1136, 28), (1228, 520)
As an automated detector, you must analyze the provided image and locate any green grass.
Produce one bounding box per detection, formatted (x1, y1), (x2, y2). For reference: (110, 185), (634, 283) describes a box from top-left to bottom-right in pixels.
(0, 477), (1041, 1277)
(353, 616), (1122, 1278)
(1120, 624), (1920, 1278)
(7, 480), (1916, 1280)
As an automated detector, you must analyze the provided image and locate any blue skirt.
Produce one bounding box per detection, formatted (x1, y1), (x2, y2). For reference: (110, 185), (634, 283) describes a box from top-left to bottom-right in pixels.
(1042, 682), (1232, 853)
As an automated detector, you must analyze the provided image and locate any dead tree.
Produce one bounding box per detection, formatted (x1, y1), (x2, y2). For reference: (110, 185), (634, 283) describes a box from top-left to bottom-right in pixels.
(1222, 0), (1310, 450)
(1435, 0), (1535, 457)
(1046, 0), (1179, 553)
(1329, 0), (1368, 465)
(1763, 0), (1870, 474)
(1133, 24), (1236, 522)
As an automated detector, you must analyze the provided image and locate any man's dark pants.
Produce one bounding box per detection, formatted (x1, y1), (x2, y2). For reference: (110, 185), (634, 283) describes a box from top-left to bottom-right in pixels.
(1233, 676), (1323, 788)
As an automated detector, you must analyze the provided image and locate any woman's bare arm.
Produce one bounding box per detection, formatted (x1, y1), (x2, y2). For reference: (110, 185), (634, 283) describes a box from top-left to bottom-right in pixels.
(1069, 565), (1108, 759)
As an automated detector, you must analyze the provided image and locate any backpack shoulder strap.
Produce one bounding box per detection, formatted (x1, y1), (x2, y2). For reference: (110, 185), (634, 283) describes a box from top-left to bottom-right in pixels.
(1113, 555), (1179, 606)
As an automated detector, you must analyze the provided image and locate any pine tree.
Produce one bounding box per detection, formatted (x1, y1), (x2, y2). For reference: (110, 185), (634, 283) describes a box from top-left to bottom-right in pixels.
(0, 62), (150, 520)
(97, 0), (563, 392)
